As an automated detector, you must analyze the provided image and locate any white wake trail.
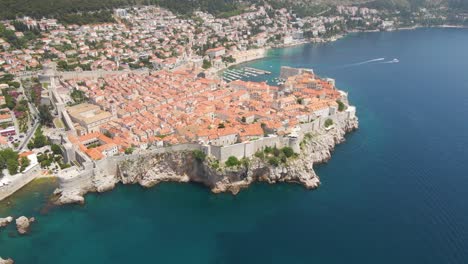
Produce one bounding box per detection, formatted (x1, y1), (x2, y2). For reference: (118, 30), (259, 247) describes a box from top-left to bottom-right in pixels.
(340, 58), (386, 68)
(352, 58), (386, 65)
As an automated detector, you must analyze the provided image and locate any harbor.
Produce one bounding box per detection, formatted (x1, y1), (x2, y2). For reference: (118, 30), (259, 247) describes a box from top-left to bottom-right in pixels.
(222, 66), (271, 83)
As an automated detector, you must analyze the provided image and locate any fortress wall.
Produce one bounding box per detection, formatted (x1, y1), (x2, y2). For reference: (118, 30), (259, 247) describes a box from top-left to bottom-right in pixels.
(209, 145), (222, 160)
(246, 136), (283, 155)
(210, 136), (284, 161)
(0, 164), (42, 201)
(68, 112), (353, 181)
(91, 143), (202, 175)
(219, 143), (246, 161)
(60, 69), (149, 80)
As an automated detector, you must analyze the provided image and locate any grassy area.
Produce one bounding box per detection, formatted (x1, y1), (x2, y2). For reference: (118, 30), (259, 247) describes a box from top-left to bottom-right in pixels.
(53, 118), (65, 129)
(18, 115), (29, 133)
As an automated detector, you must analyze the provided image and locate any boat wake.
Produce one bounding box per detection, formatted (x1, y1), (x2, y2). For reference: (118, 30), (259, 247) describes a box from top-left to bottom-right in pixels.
(340, 58), (385, 68)
(353, 58), (386, 65)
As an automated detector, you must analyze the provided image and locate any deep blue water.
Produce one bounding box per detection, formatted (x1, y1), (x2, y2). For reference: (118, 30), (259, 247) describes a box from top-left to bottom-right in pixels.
(2, 28), (468, 263)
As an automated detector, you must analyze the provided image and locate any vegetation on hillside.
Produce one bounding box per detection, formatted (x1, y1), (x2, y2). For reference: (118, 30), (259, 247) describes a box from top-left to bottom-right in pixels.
(58, 11), (116, 25)
(27, 126), (49, 150)
(0, 23), (41, 49)
(254, 146), (297, 167)
(0, 0), (128, 20)
(0, 0), (465, 25)
(0, 0), (245, 22)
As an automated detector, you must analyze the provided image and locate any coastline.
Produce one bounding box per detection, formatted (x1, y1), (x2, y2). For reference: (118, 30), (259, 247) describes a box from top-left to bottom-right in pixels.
(2, 25), (465, 205)
(53, 112), (358, 205)
(223, 23), (468, 72)
(2, 27), (468, 264)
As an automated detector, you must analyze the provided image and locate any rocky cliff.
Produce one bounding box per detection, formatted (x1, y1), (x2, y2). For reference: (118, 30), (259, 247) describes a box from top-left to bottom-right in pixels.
(54, 116), (358, 205)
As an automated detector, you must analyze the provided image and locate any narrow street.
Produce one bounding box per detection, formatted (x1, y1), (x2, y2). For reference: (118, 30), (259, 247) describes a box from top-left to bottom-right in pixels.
(15, 79), (40, 151)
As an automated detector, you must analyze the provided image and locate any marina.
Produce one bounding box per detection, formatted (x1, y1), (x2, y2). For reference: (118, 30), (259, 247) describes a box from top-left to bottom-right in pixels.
(221, 66), (271, 82)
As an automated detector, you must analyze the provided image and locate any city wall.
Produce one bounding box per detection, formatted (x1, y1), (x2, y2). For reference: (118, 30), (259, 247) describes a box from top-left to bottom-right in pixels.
(59, 69), (149, 80)
(0, 164), (41, 201)
(204, 116), (329, 161)
(59, 110), (355, 189)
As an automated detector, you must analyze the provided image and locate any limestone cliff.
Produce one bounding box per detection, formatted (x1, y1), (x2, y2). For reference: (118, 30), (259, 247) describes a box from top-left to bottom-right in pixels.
(54, 116), (358, 205)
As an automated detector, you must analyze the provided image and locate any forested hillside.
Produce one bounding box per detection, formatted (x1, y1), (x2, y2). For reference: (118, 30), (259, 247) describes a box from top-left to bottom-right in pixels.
(0, 0), (465, 22)
(0, 0), (129, 20)
(0, 0), (244, 21)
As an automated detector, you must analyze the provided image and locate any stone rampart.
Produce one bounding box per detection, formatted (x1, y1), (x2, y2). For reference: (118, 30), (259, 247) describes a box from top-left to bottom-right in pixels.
(0, 164), (41, 201)
(59, 69), (149, 80)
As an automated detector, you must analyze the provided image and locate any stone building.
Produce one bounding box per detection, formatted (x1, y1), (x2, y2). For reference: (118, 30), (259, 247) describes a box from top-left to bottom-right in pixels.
(67, 103), (113, 134)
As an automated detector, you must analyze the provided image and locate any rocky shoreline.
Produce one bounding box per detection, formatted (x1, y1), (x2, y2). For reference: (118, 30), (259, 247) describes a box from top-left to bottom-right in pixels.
(0, 257), (14, 264)
(0, 216), (35, 235)
(53, 116), (358, 205)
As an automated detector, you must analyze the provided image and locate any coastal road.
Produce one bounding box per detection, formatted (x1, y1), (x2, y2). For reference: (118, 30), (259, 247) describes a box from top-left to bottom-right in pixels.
(18, 121), (39, 151)
(15, 79), (40, 151)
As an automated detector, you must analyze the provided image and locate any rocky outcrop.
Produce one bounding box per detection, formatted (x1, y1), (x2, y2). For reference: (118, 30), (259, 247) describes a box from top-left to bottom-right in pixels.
(53, 189), (85, 205)
(119, 152), (192, 187)
(0, 216), (13, 228)
(0, 257), (14, 264)
(15, 216), (35, 235)
(54, 115), (358, 205)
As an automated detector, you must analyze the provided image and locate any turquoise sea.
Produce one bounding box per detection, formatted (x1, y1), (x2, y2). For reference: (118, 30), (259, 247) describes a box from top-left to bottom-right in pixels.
(2, 28), (468, 263)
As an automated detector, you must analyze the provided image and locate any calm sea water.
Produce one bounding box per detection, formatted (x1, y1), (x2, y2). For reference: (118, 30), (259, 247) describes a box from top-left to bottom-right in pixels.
(2, 28), (468, 263)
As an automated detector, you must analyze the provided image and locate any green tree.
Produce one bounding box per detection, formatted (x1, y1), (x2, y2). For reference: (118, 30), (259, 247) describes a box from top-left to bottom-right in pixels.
(268, 157), (280, 167)
(31, 126), (48, 148)
(324, 119), (334, 128)
(38, 105), (53, 126)
(193, 150), (206, 161)
(9, 81), (20, 89)
(7, 159), (18, 175)
(0, 155), (5, 171)
(20, 156), (30, 172)
(281, 147), (295, 158)
(70, 89), (87, 103)
(222, 55), (236, 63)
(124, 147), (134, 154)
(202, 59), (212, 69)
(254, 150), (265, 159)
(225, 156), (240, 167)
(2, 90), (15, 109)
(337, 100), (346, 112)
(51, 144), (62, 155)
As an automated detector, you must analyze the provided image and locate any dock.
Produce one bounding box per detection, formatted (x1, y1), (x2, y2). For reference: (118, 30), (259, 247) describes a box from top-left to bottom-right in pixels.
(222, 66), (272, 83)
(244, 67), (271, 75)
